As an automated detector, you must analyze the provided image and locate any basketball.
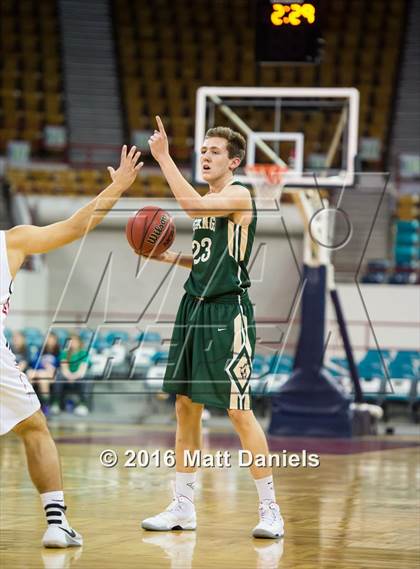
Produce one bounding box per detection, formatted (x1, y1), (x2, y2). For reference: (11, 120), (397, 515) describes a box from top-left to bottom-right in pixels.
(126, 206), (175, 256)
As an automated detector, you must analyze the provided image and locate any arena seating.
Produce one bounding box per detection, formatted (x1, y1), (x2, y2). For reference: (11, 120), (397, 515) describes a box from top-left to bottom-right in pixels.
(0, 0), (65, 156)
(1, 0), (406, 194)
(113, 0), (406, 166)
(390, 208), (419, 284)
(4, 167), (173, 198)
(362, 214), (419, 285)
(7, 325), (418, 420)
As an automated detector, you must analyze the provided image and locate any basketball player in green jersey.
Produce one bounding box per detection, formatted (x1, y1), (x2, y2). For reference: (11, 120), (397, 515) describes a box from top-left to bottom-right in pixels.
(141, 117), (284, 539)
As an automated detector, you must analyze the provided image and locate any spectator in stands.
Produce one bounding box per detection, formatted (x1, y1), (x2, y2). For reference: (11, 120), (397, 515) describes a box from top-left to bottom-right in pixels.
(11, 331), (30, 373)
(53, 334), (90, 417)
(28, 333), (61, 413)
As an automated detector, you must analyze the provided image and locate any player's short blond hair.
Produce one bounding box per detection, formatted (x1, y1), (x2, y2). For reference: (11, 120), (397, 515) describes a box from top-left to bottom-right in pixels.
(205, 127), (246, 164)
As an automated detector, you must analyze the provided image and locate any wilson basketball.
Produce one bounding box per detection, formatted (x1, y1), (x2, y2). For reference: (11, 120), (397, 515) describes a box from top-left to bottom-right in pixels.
(126, 206), (175, 256)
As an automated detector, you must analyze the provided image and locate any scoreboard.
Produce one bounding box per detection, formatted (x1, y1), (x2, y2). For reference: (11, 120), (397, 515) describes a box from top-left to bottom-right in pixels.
(256, 0), (323, 64)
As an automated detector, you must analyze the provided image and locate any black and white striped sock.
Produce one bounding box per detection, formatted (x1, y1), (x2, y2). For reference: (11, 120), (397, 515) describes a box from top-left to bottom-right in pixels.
(41, 491), (70, 529)
(44, 502), (68, 527)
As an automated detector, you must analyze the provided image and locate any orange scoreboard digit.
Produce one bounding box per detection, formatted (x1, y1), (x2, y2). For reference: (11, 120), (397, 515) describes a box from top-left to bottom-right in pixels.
(270, 3), (316, 26)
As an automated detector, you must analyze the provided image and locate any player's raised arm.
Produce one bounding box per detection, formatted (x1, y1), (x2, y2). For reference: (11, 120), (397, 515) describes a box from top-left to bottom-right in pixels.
(6, 146), (143, 276)
(148, 116), (249, 218)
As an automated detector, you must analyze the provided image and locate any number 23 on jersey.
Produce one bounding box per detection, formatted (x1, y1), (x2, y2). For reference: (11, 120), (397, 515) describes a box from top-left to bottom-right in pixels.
(192, 237), (212, 265)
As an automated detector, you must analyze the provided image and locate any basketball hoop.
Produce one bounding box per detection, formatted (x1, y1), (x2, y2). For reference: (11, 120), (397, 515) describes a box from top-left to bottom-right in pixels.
(244, 164), (288, 206)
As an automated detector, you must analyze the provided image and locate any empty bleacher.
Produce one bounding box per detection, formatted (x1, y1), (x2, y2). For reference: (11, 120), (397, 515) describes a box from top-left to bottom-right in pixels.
(113, 0), (406, 167)
(0, 0), (65, 156)
(4, 167), (172, 198)
(0, 0), (407, 194)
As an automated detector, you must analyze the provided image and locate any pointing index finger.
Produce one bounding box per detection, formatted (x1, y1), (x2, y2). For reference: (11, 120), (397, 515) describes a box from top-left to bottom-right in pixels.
(156, 115), (166, 137)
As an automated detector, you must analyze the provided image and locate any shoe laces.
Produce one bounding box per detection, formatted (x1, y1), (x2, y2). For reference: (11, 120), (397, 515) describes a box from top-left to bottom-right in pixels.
(259, 502), (279, 525)
(165, 482), (185, 514)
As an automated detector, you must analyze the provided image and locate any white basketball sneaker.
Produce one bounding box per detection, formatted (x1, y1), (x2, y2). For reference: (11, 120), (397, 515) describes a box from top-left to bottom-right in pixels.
(141, 493), (197, 531)
(42, 525), (83, 548)
(252, 502), (284, 539)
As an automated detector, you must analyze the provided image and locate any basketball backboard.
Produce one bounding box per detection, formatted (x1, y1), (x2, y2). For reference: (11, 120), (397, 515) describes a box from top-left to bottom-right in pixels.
(194, 87), (359, 188)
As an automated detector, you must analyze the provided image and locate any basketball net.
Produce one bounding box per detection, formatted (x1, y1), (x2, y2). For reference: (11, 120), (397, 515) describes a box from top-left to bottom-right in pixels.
(244, 164), (288, 209)
(245, 164), (332, 267)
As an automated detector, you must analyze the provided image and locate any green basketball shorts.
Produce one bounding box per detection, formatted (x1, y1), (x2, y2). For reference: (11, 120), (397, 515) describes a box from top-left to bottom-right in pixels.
(163, 292), (256, 410)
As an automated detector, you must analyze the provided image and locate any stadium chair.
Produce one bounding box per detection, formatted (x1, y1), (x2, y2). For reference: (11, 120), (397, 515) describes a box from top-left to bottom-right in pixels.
(4, 328), (12, 345)
(130, 343), (159, 380)
(397, 211), (420, 223)
(389, 272), (419, 285)
(361, 272), (388, 284)
(358, 349), (391, 378)
(330, 356), (349, 372)
(266, 373), (290, 396)
(104, 330), (130, 347)
(250, 374), (270, 399)
(357, 349), (391, 403)
(78, 329), (96, 347)
(267, 353), (294, 375)
(395, 246), (419, 264)
(88, 348), (108, 380)
(23, 327), (43, 342)
(22, 329), (44, 358)
(325, 358), (354, 395)
(323, 364), (353, 397)
(150, 350), (169, 365)
(50, 328), (69, 349)
(413, 382), (420, 424)
(251, 354), (269, 379)
(396, 232), (419, 246)
(101, 339), (129, 379)
(137, 331), (162, 344)
(92, 334), (107, 353)
(144, 351), (169, 391)
(250, 353), (293, 399)
(359, 376), (385, 404)
(382, 353), (419, 421)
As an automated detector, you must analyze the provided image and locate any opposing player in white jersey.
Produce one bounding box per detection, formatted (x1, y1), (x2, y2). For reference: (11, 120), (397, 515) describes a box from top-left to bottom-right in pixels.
(0, 145), (142, 548)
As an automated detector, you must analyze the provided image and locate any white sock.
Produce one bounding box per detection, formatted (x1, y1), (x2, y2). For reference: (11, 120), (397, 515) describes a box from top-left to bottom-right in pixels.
(175, 472), (196, 503)
(254, 475), (276, 503)
(41, 491), (69, 529)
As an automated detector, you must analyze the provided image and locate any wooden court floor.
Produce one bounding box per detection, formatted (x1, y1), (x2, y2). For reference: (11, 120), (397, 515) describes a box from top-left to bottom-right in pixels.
(0, 422), (419, 569)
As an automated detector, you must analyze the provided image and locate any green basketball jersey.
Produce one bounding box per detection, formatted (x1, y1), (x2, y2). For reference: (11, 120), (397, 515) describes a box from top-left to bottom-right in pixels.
(184, 182), (257, 299)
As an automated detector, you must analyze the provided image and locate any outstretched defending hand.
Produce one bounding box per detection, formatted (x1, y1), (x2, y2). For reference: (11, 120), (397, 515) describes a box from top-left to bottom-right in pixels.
(148, 116), (170, 162)
(107, 145), (143, 190)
